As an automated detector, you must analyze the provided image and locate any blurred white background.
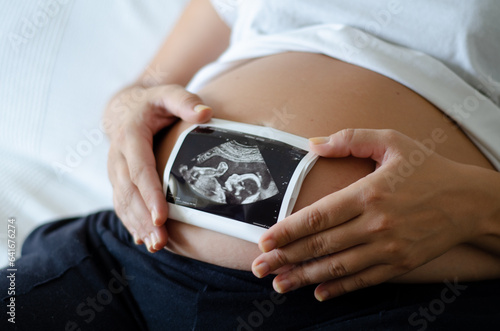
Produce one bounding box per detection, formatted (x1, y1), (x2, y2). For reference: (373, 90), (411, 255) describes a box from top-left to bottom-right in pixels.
(0, 0), (189, 266)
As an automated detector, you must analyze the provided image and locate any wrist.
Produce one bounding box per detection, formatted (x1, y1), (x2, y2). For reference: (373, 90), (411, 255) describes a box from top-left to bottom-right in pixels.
(458, 163), (500, 253)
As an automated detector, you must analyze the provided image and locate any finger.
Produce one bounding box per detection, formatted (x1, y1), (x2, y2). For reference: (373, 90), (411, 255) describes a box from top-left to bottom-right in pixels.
(117, 183), (169, 253)
(111, 151), (168, 251)
(122, 124), (169, 227)
(314, 264), (397, 301)
(252, 216), (366, 277)
(258, 188), (363, 253)
(108, 148), (142, 239)
(309, 129), (406, 164)
(113, 191), (142, 245)
(151, 85), (213, 123)
(273, 245), (404, 301)
(128, 190), (168, 253)
(270, 244), (384, 295)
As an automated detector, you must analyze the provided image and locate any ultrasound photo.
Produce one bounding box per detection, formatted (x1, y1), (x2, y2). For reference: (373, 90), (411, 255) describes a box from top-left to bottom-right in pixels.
(166, 125), (309, 229)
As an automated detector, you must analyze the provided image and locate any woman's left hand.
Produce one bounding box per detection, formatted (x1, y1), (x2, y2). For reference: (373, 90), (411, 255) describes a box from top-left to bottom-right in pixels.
(252, 128), (481, 301)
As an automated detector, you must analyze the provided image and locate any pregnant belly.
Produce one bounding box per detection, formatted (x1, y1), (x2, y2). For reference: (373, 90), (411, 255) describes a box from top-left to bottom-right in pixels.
(154, 52), (494, 272)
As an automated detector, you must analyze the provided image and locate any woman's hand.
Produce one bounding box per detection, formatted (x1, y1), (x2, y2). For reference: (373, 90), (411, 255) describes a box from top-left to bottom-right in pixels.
(103, 84), (212, 252)
(252, 128), (486, 301)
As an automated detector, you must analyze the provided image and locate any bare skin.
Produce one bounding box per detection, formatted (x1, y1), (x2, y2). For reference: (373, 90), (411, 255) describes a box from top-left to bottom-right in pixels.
(105, 0), (500, 301)
(154, 52), (500, 287)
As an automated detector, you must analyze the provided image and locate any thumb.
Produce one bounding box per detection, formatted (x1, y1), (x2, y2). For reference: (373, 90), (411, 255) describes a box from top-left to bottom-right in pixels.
(152, 84), (213, 123)
(309, 129), (401, 163)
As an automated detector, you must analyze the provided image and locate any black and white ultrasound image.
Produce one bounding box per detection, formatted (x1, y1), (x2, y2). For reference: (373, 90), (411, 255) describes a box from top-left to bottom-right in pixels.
(167, 126), (308, 228)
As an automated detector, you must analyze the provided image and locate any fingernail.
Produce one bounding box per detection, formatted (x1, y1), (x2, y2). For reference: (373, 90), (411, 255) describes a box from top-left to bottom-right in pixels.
(144, 236), (154, 253)
(316, 289), (330, 302)
(274, 278), (295, 293)
(151, 232), (160, 250)
(151, 208), (160, 226)
(253, 262), (270, 278)
(259, 239), (277, 252)
(194, 104), (211, 113)
(132, 232), (141, 245)
(309, 136), (330, 145)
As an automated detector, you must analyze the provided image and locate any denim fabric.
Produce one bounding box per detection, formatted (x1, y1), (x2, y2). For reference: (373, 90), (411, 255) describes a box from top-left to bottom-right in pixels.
(1, 211), (499, 330)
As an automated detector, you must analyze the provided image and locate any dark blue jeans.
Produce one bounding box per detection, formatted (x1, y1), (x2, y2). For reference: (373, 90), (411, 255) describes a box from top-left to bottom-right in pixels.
(1, 211), (499, 330)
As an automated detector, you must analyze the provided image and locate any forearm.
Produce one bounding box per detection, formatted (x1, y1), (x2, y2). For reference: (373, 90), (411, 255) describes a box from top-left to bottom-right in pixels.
(137, 0), (230, 87)
(104, 0), (229, 128)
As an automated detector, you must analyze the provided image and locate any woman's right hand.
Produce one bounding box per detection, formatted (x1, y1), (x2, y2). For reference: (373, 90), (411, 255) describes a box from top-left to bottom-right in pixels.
(103, 84), (212, 252)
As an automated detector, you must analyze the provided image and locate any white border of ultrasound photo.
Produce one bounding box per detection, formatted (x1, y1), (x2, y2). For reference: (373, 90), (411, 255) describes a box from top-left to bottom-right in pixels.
(162, 119), (318, 243)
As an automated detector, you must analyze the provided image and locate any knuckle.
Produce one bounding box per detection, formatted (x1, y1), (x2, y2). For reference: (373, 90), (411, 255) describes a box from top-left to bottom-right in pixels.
(179, 93), (201, 111)
(383, 240), (403, 256)
(128, 162), (147, 184)
(140, 188), (156, 207)
(276, 222), (295, 244)
(304, 208), (325, 234)
(272, 248), (290, 266)
(353, 275), (371, 290)
(360, 185), (386, 207)
(326, 260), (349, 279)
(306, 235), (329, 258)
(167, 85), (199, 107)
(368, 214), (393, 235)
(396, 250), (419, 272)
(157, 85), (202, 117)
(128, 167), (141, 184)
(117, 184), (136, 212)
(397, 258), (416, 273)
(383, 241), (416, 273)
(339, 128), (356, 144)
(335, 281), (350, 296)
(297, 265), (315, 286)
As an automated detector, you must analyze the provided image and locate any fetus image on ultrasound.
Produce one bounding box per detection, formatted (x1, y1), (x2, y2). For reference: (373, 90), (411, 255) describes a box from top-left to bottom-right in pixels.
(179, 141), (279, 205)
(167, 125), (308, 228)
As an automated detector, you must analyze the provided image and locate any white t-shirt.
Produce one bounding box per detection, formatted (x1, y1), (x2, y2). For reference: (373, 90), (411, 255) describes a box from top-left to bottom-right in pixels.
(189, 0), (500, 169)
